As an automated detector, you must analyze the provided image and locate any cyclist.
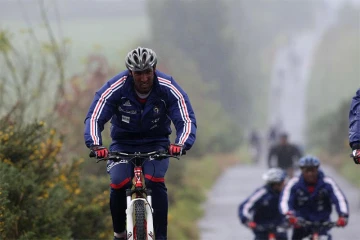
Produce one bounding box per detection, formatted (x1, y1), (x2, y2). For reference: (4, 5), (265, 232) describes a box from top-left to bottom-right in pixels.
(268, 133), (302, 178)
(239, 168), (288, 240)
(248, 129), (262, 164)
(279, 156), (349, 240)
(349, 88), (360, 164)
(268, 124), (281, 148)
(84, 47), (197, 240)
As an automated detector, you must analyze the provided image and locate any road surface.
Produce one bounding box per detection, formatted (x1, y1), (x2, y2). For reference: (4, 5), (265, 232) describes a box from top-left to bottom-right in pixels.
(198, 163), (360, 240)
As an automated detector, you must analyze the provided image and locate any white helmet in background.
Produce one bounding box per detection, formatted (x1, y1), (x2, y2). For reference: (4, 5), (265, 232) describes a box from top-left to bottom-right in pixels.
(262, 168), (286, 184)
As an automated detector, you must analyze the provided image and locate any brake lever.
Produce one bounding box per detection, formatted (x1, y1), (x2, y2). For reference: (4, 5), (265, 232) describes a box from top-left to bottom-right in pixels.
(89, 151), (96, 158)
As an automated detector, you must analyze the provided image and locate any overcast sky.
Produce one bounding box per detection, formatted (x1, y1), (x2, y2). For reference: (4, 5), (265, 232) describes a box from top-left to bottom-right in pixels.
(0, 0), (147, 22)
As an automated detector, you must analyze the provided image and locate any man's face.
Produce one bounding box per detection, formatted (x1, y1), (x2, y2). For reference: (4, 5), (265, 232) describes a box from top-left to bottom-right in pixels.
(132, 68), (155, 94)
(272, 181), (285, 193)
(280, 135), (288, 145)
(301, 167), (318, 184)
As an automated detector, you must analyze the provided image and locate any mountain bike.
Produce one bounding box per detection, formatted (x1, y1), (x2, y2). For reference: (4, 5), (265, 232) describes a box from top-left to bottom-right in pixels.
(296, 218), (337, 240)
(90, 150), (180, 240)
(254, 223), (288, 240)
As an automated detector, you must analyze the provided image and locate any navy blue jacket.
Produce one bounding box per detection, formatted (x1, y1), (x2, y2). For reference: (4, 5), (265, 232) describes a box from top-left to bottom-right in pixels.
(84, 70), (197, 150)
(349, 88), (360, 148)
(279, 170), (349, 221)
(239, 185), (285, 225)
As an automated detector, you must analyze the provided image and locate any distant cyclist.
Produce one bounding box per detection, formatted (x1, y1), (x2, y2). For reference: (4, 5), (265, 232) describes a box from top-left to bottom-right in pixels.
(239, 168), (288, 240)
(280, 156), (349, 240)
(248, 129), (262, 164)
(349, 88), (360, 164)
(268, 133), (302, 178)
(268, 125), (280, 148)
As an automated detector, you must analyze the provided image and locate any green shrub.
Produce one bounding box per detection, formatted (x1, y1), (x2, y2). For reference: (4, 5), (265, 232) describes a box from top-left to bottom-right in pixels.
(0, 118), (112, 239)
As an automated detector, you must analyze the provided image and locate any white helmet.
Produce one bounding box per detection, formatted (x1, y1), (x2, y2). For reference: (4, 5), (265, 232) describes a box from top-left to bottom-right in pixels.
(262, 168), (286, 184)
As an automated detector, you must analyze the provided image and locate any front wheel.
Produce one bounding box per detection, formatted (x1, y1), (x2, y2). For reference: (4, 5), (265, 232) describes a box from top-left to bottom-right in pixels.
(134, 200), (146, 240)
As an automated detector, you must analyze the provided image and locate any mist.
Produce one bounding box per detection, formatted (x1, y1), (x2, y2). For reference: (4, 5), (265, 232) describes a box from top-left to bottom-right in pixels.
(1, 0), (359, 239)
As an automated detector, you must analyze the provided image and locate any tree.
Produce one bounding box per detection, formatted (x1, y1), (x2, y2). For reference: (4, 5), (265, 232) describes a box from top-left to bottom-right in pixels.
(306, 4), (360, 125)
(0, 1), (67, 123)
(147, 0), (251, 124)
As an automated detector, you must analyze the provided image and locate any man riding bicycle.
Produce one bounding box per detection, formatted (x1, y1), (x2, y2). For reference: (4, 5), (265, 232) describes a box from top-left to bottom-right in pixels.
(280, 156), (349, 240)
(239, 168), (288, 240)
(268, 133), (302, 178)
(248, 129), (262, 164)
(84, 47), (197, 240)
(349, 88), (360, 164)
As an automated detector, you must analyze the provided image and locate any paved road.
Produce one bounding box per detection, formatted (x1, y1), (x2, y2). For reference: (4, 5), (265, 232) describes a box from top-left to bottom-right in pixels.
(198, 163), (360, 240)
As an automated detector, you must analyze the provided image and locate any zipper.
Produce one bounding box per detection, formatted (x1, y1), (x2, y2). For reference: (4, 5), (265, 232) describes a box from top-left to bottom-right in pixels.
(139, 109), (143, 140)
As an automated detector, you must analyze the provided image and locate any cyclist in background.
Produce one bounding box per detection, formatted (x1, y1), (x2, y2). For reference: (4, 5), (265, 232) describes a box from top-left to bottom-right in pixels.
(349, 88), (360, 164)
(268, 133), (302, 178)
(248, 129), (262, 164)
(280, 156), (349, 240)
(239, 168), (288, 240)
(268, 125), (280, 147)
(83, 47), (197, 240)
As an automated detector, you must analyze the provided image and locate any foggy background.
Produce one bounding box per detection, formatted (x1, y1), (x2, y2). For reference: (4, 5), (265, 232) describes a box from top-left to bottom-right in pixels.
(0, 0), (359, 239)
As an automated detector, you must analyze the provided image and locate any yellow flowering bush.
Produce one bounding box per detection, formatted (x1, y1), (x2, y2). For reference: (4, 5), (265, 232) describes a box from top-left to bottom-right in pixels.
(0, 118), (112, 239)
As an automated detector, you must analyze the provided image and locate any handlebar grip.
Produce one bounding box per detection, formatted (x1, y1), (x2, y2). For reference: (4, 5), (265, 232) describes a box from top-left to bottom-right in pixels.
(89, 151), (96, 158)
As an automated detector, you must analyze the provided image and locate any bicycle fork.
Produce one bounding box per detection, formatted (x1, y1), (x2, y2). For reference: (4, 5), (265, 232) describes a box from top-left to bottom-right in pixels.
(126, 166), (155, 240)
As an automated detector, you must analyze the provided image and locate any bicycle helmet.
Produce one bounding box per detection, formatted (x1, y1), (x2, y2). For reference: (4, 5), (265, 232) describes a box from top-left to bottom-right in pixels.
(125, 47), (157, 71)
(298, 155), (320, 168)
(262, 168), (286, 183)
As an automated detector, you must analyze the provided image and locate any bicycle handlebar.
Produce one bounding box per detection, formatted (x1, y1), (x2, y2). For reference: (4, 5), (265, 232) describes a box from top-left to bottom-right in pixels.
(296, 218), (337, 229)
(254, 223), (289, 231)
(89, 150), (182, 162)
(254, 223), (276, 231)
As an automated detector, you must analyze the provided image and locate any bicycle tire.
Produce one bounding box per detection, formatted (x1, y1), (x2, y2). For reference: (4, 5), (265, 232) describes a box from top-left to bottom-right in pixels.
(134, 200), (146, 240)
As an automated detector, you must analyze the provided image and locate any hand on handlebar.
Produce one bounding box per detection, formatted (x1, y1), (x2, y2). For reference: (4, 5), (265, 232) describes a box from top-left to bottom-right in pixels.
(246, 221), (257, 229)
(90, 145), (108, 158)
(352, 149), (360, 164)
(169, 143), (183, 156)
(286, 212), (298, 225)
(336, 217), (347, 227)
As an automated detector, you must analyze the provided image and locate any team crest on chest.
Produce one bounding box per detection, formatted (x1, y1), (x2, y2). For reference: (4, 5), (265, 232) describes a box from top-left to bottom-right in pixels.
(123, 100), (132, 106)
(153, 106), (159, 114)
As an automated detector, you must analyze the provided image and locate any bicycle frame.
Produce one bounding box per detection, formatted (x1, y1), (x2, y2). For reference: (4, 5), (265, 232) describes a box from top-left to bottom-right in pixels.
(268, 232), (276, 240)
(296, 219), (337, 240)
(254, 223), (287, 240)
(91, 150), (179, 240)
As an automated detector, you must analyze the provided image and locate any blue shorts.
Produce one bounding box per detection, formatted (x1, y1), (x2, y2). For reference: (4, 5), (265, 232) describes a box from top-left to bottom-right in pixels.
(107, 144), (169, 189)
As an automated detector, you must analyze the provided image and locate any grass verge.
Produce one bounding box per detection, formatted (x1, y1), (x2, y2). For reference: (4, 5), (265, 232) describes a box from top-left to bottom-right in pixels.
(167, 146), (250, 239)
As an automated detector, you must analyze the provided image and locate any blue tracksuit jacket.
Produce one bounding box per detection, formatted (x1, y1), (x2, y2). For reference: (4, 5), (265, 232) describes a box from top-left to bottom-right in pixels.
(84, 69), (197, 150)
(279, 170), (349, 221)
(349, 88), (360, 148)
(239, 185), (285, 225)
